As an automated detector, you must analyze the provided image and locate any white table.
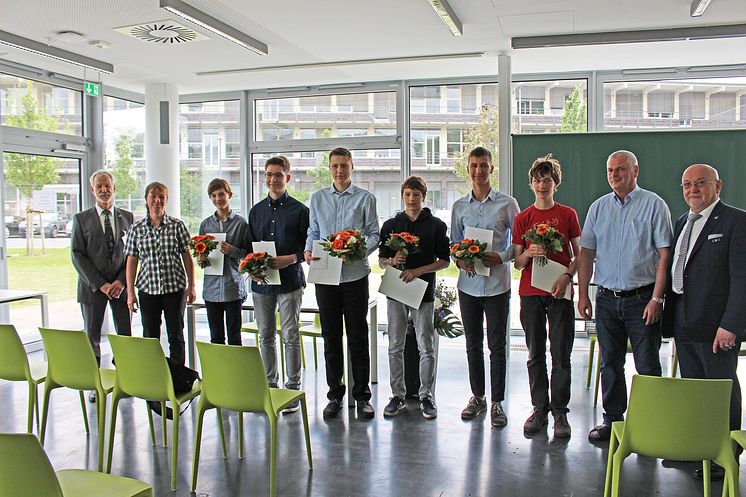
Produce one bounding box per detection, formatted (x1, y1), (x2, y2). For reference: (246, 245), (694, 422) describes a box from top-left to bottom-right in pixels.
(186, 295), (378, 407)
(0, 289), (49, 327)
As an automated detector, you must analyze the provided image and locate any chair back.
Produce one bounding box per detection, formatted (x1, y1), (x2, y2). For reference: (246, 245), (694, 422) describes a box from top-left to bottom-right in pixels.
(623, 375), (732, 460)
(196, 342), (271, 413)
(108, 335), (173, 401)
(0, 433), (63, 497)
(39, 328), (99, 391)
(0, 324), (30, 381)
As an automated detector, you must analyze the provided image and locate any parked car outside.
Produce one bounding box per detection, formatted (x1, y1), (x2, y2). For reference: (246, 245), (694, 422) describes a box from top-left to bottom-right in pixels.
(4, 215), (24, 238)
(18, 212), (73, 238)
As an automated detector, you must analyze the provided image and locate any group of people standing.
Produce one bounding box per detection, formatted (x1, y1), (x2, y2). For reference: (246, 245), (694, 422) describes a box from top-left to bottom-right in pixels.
(71, 145), (744, 465)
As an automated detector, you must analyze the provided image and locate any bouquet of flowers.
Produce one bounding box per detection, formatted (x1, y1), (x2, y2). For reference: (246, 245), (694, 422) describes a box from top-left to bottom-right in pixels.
(521, 223), (564, 267)
(384, 231), (420, 270)
(433, 280), (464, 338)
(321, 228), (367, 264)
(188, 235), (219, 268)
(238, 252), (271, 284)
(450, 238), (487, 276)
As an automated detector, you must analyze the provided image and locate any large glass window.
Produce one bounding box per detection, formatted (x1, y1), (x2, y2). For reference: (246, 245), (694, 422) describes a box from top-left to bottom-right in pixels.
(103, 96), (146, 216)
(603, 76), (746, 129)
(178, 100), (241, 234)
(512, 79), (587, 133)
(0, 74), (83, 136)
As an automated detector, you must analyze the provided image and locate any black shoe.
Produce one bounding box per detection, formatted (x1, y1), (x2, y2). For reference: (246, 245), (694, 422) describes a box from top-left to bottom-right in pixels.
(588, 423), (612, 442)
(383, 396), (406, 417)
(692, 462), (725, 481)
(356, 400), (375, 419)
(322, 399), (343, 419)
(88, 391), (96, 403)
(281, 400), (300, 414)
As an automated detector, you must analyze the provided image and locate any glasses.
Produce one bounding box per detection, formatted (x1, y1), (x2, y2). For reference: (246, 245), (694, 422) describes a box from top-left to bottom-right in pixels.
(264, 172), (285, 179)
(531, 178), (554, 185)
(680, 179), (716, 189)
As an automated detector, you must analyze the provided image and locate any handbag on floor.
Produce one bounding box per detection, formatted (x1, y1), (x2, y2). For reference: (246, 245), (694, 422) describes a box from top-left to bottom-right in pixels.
(148, 358), (200, 420)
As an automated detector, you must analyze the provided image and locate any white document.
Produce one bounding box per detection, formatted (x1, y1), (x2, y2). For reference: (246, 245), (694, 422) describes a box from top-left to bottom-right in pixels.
(203, 233), (227, 276)
(464, 226), (493, 277)
(252, 241), (281, 285)
(531, 258), (572, 300)
(307, 240), (342, 286)
(378, 266), (428, 309)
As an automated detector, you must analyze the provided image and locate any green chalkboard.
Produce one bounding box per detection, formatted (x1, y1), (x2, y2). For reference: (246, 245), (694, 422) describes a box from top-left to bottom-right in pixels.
(512, 130), (746, 224)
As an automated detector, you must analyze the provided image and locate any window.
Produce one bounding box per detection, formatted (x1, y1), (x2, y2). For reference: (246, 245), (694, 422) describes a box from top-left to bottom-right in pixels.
(263, 128), (293, 141)
(446, 129), (464, 158)
(512, 79), (587, 133)
(224, 127), (240, 158)
(446, 87), (461, 113)
(603, 77), (746, 129)
(103, 96), (146, 215)
(519, 100), (544, 115)
(186, 128), (203, 158)
(0, 74), (83, 136)
(411, 86), (441, 114)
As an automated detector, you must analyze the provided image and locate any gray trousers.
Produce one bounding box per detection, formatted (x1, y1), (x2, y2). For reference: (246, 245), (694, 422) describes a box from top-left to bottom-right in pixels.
(253, 288), (303, 390)
(387, 299), (437, 400)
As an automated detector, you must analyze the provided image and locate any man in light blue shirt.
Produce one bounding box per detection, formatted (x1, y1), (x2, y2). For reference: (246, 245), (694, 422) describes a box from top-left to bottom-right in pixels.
(577, 149), (672, 442)
(451, 146), (519, 428)
(304, 147), (380, 420)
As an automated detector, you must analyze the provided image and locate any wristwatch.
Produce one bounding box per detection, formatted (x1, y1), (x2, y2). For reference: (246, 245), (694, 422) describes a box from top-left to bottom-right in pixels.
(651, 296), (664, 304)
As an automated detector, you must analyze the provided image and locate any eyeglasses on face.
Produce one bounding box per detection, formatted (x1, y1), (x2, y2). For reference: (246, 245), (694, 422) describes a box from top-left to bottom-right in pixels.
(680, 179), (716, 189)
(264, 172), (285, 179)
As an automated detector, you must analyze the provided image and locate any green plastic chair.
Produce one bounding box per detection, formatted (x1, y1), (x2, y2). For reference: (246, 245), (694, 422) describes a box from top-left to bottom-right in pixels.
(38, 327), (116, 472)
(0, 324), (47, 433)
(106, 335), (201, 491)
(299, 313), (323, 369)
(0, 432), (152, 497)
(192, 342), (312, 497)
(604, 375), (738, 497)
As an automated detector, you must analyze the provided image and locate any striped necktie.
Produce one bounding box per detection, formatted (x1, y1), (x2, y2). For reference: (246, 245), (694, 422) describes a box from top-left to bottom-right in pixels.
(103, 210), (115, 256)
(672, 212), (702, 291)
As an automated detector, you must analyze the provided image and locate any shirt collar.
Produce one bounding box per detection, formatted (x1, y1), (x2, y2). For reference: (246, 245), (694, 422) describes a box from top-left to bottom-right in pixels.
(266, 191), (289, 206)
(613, 185), (641, 205)
(95, 204), (113, 216)
(147, 213), (171, 227)
(211, 210), (236, 222)
(468, 188), (496, 203)
(331, 183), (356, 196)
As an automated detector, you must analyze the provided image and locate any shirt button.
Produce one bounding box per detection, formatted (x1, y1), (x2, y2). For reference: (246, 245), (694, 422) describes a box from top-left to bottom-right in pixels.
(270, 233), (274, 236)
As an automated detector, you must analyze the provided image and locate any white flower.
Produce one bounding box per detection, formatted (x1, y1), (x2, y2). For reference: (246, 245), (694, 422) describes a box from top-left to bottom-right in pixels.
(434, 297), (442, 309)
(347, 236), (357, 245)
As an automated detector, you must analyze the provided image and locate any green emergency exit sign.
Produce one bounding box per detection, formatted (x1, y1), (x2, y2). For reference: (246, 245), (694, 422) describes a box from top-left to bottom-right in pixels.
(84, 82), (100, 97)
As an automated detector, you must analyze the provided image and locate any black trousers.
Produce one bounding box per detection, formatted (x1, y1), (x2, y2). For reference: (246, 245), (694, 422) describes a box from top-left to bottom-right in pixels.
(80, 292), (131, 364)
(520, 295), (574, 414)
(205, 299), (243, 345)
(315, 276), (371, 401)
(138, 290), (186, 365)
(458, 290), (510, 402)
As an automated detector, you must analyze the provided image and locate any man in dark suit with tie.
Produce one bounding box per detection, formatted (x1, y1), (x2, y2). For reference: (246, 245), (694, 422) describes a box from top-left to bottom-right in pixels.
(71, 171), (134, 391)
(663, 163), (746, 478)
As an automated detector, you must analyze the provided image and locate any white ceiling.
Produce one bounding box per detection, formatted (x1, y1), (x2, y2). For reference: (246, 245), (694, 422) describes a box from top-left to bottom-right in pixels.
(1, 0), (745, 94)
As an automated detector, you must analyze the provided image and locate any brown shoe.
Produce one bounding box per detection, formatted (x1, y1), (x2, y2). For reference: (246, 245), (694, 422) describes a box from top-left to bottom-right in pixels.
(490, 401), (508, 427)
(461, 395), (487, 420)
(523, 409), (548, 433)
(588, 423), (611, 442)
(553, 412), (571, 438)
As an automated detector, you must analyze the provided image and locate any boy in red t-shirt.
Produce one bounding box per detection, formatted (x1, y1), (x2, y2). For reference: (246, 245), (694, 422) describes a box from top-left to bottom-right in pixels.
(512, 154), (581, 438)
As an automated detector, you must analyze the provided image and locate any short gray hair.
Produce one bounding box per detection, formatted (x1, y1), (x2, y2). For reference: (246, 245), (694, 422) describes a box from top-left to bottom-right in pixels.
(607, 150), (638, 168)
(89, 170), (115, 186)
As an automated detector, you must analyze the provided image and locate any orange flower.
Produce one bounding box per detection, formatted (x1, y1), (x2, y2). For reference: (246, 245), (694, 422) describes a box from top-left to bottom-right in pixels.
(450, 245), (458, 254)
(254, 252), (266, 259)
(535, 224), (549, 235)
(331, 239), (344, 250)
(403, 234), (416, 244)
(194, 242), (206, 254)
(468, 245), (480, 254)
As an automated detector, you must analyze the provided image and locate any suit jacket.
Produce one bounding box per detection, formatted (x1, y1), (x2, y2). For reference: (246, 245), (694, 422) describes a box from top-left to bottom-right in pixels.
(71, 206), (134, 304)
(662, 201), (746, 342)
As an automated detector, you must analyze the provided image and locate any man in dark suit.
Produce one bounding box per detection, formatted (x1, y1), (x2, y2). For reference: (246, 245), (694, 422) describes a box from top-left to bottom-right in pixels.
(71, 170), (134, 394)
(662, 163), (746, 478)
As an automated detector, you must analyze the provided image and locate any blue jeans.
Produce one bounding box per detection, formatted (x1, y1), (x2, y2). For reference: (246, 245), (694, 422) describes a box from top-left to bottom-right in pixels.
(595, 287), (661, 424)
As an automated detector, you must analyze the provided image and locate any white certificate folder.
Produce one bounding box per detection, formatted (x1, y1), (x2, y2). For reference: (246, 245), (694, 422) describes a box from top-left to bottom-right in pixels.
(464, 226), (493, 277)
(307, 240), (342, 286)
(203, 233), (226, 276)
(530, 258), (572, 300)
(378, 267), (428, 309)
(252, 241), (281, 285)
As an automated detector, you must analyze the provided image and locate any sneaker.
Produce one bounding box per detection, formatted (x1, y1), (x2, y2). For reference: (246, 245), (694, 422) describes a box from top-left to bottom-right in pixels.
(281, 400), (300, 414)
(421, 398), (438, 419)
(553, 412), (571, 438)
(356, 400), (375, 419)
(588, 423), (612, 442)
(490, 401), (508, 427)
(322, 399), (343, 419)
(383, 396), (406, 417)
(523, 408), (548, 433)
(461, 395), (487, 420)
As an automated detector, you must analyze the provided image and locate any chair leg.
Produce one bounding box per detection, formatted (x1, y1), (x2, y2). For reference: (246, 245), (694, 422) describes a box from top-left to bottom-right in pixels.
(604, 429), (618, 497)
(146, 402), (156, 445)
(703, 460), (711, 497)
(238, 412), (244, 459)
(216, 407), (227, 459)
(299, 334), (307, 369)
(26, 382), (35, 434)
(313, 337), (318, 369)
(269, 416), (278, 497)
(40, 385), (53, 444)
(171, 408), (180, 491)
(671, 343), (679, 378)
(78, 390), (90, 434)
(191, 404), (206, 492)
(279, 333), (286, 384)
(300, 397), (312, 469)
(106, 395), (121, 474)
(96, 391), (107, 472)
(586, 337), (596, 388)
(593, 352), (602, 407)
(33, 384), (41, 431)
(161, 401), (168, 447)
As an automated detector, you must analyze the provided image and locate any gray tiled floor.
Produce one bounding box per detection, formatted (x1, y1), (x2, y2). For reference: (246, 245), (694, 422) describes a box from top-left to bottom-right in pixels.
(0, 336), (739, 497)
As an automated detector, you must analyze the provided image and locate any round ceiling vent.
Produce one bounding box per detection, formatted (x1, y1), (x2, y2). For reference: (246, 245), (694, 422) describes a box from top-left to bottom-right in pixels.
(115, 21), (210, 44)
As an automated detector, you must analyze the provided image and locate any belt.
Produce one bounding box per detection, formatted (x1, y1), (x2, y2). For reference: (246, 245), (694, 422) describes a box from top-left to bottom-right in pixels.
(598, 283), (654, 298)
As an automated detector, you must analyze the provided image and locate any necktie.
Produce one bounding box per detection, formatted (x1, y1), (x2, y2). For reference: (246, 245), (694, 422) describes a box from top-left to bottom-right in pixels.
(672, 212), (702, 291)
(103, 210), (115, 256)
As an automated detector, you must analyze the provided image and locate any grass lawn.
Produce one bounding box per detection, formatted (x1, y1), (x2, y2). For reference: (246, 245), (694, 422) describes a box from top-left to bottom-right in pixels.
(7, 248), (77, 304)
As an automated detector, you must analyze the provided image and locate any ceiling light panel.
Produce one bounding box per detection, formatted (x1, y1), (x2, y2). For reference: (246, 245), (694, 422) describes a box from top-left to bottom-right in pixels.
(428, 0), (463, 36)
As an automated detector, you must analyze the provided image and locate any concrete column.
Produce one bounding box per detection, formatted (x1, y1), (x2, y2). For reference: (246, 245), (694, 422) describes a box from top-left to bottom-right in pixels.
(144, 83), (180, 217)
(497, 53), (512, 194)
